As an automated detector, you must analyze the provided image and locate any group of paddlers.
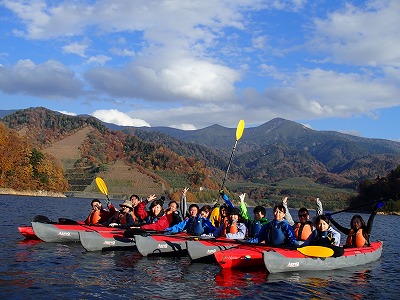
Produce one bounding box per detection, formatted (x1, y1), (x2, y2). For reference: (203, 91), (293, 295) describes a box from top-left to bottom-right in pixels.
(84, 187), (383, 256)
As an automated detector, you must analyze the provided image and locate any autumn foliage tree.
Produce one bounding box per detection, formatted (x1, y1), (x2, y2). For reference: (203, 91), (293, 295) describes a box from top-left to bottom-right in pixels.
(0, 122), (69, 192)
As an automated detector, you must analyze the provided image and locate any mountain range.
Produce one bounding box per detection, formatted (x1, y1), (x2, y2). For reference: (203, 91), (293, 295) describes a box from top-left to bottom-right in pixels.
(1, 107), (400, 202)
(110, 116), (400, 189)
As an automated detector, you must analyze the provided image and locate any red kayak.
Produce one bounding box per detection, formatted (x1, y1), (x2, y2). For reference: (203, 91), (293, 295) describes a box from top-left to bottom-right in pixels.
(214, 244), (272, 269)
(18, 225), (39, 240)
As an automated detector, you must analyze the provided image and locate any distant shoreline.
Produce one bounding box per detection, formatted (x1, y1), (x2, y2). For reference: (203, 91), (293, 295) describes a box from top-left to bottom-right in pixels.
(0, 188), (66, 198)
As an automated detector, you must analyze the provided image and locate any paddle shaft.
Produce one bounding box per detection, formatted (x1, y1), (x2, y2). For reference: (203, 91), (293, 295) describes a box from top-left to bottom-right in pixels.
(331, 196), (394, 216)
(220, 120), (245, 190)
(221, 139), (238, 190)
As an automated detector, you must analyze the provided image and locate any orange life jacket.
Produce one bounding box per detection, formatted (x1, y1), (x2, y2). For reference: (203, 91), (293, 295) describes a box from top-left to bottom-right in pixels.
(111, 212), (131, 225)
(222, 220), (238, 237)
(85, 210), (101, 225)
(293, 221), (313, 241)
(346, 229), (367, 248)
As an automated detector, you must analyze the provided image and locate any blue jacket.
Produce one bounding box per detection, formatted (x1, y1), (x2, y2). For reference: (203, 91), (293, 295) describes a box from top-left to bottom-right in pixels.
(302, 226), (341, 247)
(165, 215), (215, 235)
(250, 219), (298, 247)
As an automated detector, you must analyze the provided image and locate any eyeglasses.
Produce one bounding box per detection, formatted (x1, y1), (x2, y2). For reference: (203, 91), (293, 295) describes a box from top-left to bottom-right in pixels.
(298, 214), (308, 218)
(121, 206), (129, 209)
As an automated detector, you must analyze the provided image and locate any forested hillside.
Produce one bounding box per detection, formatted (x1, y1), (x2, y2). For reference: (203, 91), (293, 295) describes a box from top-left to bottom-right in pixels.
(0, 122), (69, 192)
(1, 107), (220, 196)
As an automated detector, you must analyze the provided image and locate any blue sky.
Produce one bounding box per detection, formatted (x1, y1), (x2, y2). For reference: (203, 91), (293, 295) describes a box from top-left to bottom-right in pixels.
(0, 0), (399, 141)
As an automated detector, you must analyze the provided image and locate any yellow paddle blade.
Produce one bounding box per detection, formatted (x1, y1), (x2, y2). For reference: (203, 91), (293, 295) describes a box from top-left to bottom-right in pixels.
(297, 246), (334, 258)
(236, 119), (245, 141)
(210, 206), (220, 227)
(95, 177), (108, 196)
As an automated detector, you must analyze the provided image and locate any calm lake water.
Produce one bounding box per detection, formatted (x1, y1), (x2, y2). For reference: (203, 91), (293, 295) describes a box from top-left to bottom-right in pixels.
(0, 194), (399, 299)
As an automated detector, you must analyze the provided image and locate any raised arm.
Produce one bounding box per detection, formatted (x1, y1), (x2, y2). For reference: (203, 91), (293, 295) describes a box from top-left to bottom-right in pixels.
(366, 201), (383, 235)
(315, 197), (323, 216)
(282, 197), (294, 226)
(239, 193), (250, 222)
(180, 187), (189, 219)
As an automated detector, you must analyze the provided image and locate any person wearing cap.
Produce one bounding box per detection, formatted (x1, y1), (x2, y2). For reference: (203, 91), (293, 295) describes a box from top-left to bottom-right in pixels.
(211, 207), (246, 239)
(249, 204), (299, 248)
(84, 198), (117, 225)
(102, 200), (135, 228)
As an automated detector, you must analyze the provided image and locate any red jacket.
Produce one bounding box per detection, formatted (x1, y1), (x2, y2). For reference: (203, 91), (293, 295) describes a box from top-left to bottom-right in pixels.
(141, 214), (170, 231)
(135, 201), (150, 221)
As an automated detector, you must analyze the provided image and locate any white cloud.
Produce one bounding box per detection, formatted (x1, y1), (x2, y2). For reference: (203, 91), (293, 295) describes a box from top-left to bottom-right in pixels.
(86, 55), (112, 66)
(170, 123), (197, 130)
(110, 47), (135, 57)
(62, 40), (89, 57)
(0, 59), (83, 98)
(58, 110), (77, 116)
(91, 109), (150, 127)
(311, 0), (400, 67)
(85, 57), (241, 102)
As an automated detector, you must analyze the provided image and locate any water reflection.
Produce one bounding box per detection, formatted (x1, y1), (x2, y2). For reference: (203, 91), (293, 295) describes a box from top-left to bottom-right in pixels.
(2, 195), (399, 299)
(214, 268), (267, 298)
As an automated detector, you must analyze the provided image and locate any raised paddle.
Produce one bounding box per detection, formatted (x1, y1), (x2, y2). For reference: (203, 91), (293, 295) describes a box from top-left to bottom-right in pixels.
(329, 195), (398, 216)
(297, 246), (334, 258)
(221, 119), (245, 190)
(95, 177), (111, 207)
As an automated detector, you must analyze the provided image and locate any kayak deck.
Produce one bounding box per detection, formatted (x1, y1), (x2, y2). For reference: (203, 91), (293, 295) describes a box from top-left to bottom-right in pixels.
(31, 222), (124, 243)
(263, 241), (383, 274)
(79, 230), (135, 251)
(214, 244), (271, 269)
(135, 233), (189, 256)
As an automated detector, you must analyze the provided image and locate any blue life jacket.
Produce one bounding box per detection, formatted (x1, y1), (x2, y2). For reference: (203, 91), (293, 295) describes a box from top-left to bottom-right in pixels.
(267, 221), (286, 245)
(248, 220), (262, 238)
(316, 230), (335, 246)
(191, 215), (204, 235)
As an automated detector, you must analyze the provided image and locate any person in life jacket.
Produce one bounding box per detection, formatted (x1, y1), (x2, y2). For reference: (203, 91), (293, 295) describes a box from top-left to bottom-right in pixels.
(328, 201), (384, 248)
(211, 190), (235, 227)
(301, 214), (344, 257)
(163, 204), (201, 234)
(249, 204), (298, 248)
(238, 193), (268, 238)
(212, 207), (246, 239)
(283, 196), (323, 242)
(102, 200), (135, 229)
(84, 199), (117, 225)
(130, 193), (158, 225)
(138, 199), (170, 231)
(165, 200), (183, 226)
